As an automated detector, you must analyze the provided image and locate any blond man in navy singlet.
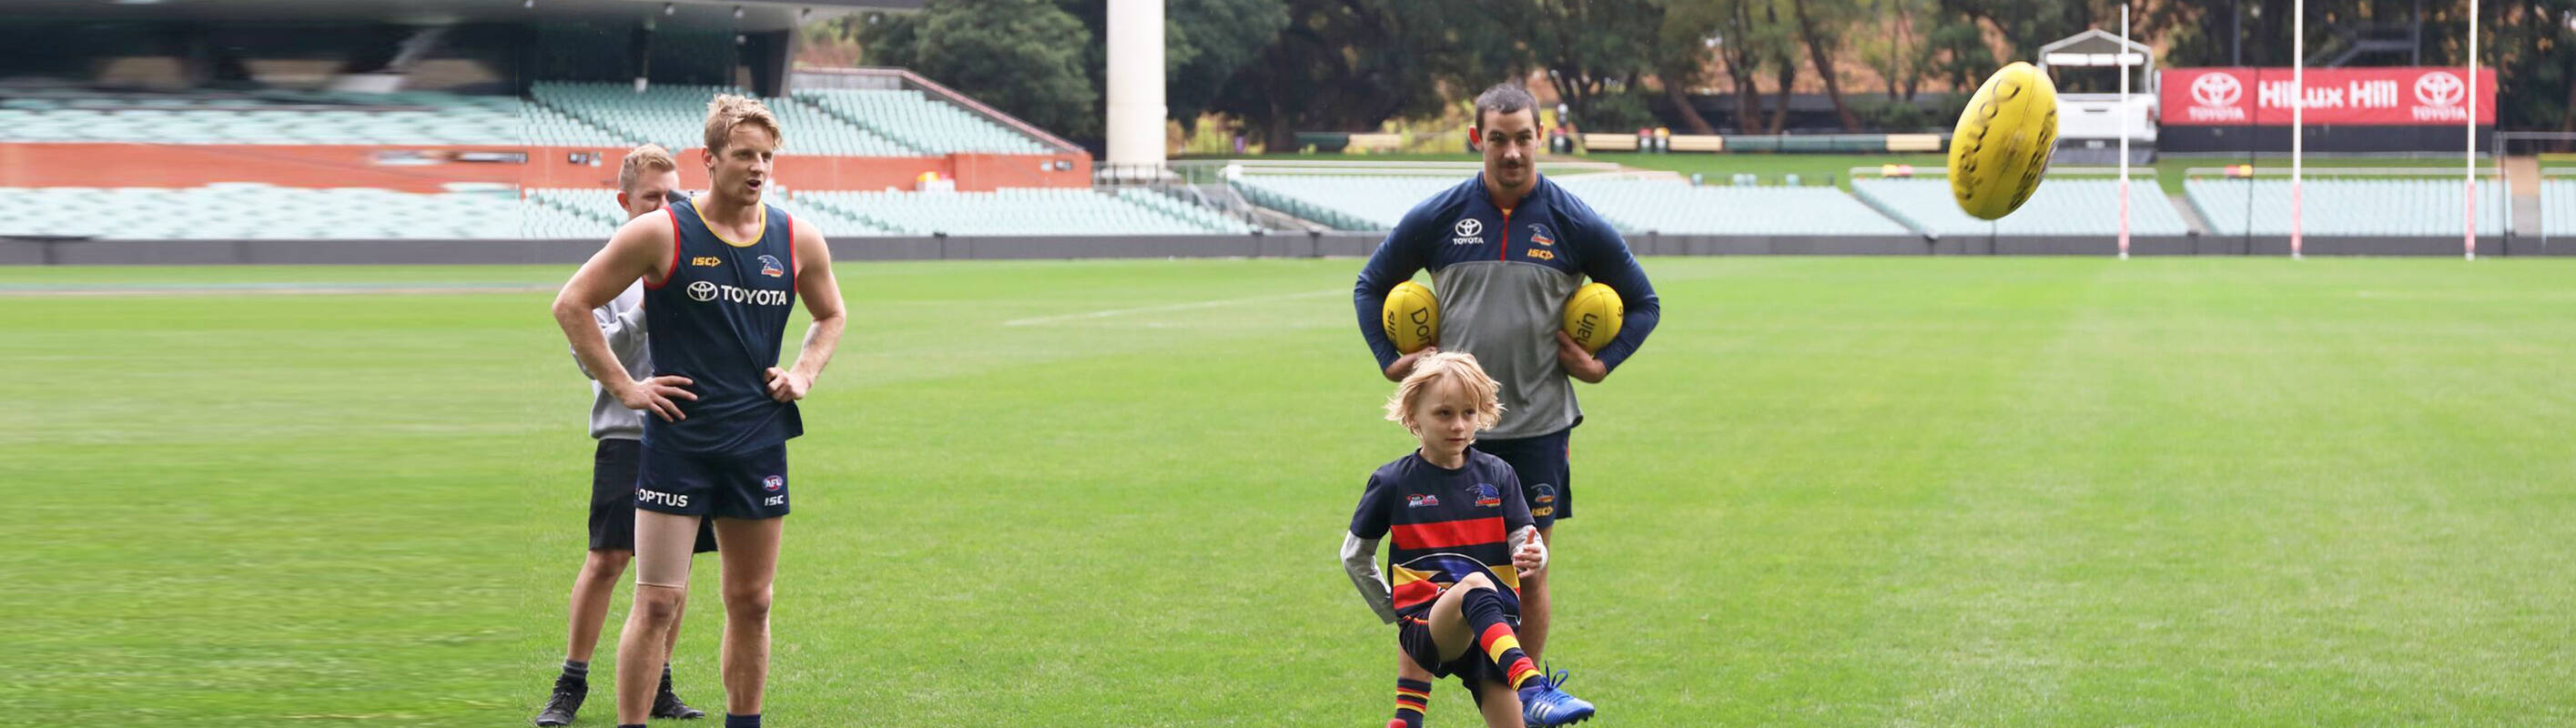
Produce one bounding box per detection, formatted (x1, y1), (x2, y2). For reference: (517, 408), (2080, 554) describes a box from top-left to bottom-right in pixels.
(551, 96), (846, 728)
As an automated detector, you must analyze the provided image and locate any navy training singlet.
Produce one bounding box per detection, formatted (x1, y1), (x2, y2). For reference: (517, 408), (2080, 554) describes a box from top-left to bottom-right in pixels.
(640, 196), (804, 455)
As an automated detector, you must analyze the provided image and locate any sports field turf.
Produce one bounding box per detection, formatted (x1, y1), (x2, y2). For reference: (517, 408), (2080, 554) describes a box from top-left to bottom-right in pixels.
(5, 258), (2572, 726)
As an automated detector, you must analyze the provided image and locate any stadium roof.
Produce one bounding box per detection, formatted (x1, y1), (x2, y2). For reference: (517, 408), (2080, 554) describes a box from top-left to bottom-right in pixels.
(0, 0), (918, 32)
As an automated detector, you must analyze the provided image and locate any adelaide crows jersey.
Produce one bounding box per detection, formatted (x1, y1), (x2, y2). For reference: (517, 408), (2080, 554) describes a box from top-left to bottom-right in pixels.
(639, 196), (803, 455)
(1348, 449), (1535, 619)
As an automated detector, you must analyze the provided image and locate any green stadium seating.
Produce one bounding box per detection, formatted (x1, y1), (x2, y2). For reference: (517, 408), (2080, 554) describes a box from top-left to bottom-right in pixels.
(0, 184), (1247, 240)
(0, 185), (524, 238)
(1851, 177), (2190, 237)
(2539, 180), (2576, 238)
(1555, 177), (1912, 236)
(0, 93), (587, 146)
(796, 187), (1253, 236)
(530, 82), (918, 157)
(1228, 174), (1913, 235)
(0, 84), (1060, 160)
(2185, 178), (2510, 237)
(793, 88), (1053, 155)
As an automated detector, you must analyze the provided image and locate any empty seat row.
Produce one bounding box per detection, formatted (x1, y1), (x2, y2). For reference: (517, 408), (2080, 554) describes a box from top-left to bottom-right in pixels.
(2185, 178), (2511, 237)
(0, 185), (1245, 239)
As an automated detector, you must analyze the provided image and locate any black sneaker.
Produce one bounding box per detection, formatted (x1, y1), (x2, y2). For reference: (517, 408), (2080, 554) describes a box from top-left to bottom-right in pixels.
(533, 675), (585, 727)
(650, 687), (706, 720)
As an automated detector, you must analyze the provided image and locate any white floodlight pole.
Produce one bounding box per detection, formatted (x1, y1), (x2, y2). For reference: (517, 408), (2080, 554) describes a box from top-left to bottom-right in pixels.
(2119, 4), (2133, 260)
(2466, 0), (2480, 260)
(2291, 0), (2305, 260)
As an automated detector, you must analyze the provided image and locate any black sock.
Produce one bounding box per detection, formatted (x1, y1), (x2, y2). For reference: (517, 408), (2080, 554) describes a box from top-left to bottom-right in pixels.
(618, 724), (646, 728)
(724, 713), (761, 728)
(658, 663), (674, 693)
(560, 660), (590, 683)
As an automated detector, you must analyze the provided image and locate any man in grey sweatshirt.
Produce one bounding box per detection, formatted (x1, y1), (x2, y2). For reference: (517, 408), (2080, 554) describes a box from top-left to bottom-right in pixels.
(536, 146), (715, 727)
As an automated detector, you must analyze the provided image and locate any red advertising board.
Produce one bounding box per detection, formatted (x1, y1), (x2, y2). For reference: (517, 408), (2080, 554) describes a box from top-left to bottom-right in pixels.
(2159, 67), (2496, 126)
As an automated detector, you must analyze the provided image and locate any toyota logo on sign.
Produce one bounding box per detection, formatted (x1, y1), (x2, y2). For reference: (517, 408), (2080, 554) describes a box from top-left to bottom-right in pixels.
(2413, 72), (2464, 107)
(2190, 73), (2241, 108)
(686, 280), (717, 302)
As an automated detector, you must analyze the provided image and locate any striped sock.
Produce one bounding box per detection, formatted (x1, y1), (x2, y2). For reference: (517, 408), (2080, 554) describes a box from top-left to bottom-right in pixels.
(560, 659), (590, 682)
(1459, 588), (1544, 691)
(1389, 677), (1432, 728)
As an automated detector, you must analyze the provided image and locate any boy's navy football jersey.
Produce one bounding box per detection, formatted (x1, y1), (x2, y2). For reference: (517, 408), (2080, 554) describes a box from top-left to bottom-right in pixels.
(1348, 449), (1535, 619)
(640, 196), (803, 455)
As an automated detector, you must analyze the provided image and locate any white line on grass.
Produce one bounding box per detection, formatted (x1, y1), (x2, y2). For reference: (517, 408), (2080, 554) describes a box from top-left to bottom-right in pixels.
(1002, 288), (1344, 327)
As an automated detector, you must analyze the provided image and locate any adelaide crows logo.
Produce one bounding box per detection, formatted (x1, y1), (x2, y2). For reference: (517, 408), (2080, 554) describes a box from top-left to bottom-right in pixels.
(757, 254), (786, 278)
(1472, 483), (1503, 509)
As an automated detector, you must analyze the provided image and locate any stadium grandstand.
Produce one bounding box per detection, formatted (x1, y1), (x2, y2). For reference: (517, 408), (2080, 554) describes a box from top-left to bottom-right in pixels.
(2545, 177), (2576, 238)
(795, 88), (1058, 156)
(1555, 177), (1915, 237)
(0, 184), (1253, 240)
(2184, 177), (2512, 238)
(0, 92), (537, 146)
(1854, 177), (2193, 238)
(1228, 164), (2194, 239)
(0, 0), (2560, 260)
(1231, 172), (1919, 237)
(0, 0), (1237, 255)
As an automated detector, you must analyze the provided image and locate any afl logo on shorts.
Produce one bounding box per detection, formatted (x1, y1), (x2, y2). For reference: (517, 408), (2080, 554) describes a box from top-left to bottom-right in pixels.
(762, 475), (784, 491)
(757, 254), (786, 278)
(1529, 484), (1556, 517)
(686, 280), (719, 302)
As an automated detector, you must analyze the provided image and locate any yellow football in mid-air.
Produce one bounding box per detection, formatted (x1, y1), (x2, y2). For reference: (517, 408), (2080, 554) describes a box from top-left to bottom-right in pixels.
(1382, 280), (1438, 354)
(1948, 61), (2060, 220)
(1561, 282), (1622, 353)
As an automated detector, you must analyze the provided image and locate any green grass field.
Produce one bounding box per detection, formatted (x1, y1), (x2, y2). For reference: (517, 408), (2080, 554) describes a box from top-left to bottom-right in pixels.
(6, 258), (2574, 726)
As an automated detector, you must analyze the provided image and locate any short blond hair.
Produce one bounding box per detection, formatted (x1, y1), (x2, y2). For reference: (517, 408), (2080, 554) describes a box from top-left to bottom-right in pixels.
(703, 94), (782, 157)
(616, 144), (677, 192)
(1384, 351), (1505, 430)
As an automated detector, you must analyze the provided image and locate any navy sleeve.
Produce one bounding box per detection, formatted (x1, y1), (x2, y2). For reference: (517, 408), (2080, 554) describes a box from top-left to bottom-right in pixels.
(1496, 464), (1533, 534)
(1567, 201), (1660, 372)
(1354, 198), (1442, 371)
(1350, 471), (1394, 539)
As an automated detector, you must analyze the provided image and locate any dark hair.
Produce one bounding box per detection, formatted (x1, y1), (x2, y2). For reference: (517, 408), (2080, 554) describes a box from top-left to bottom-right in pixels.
(1474, 83), (1539, 130)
